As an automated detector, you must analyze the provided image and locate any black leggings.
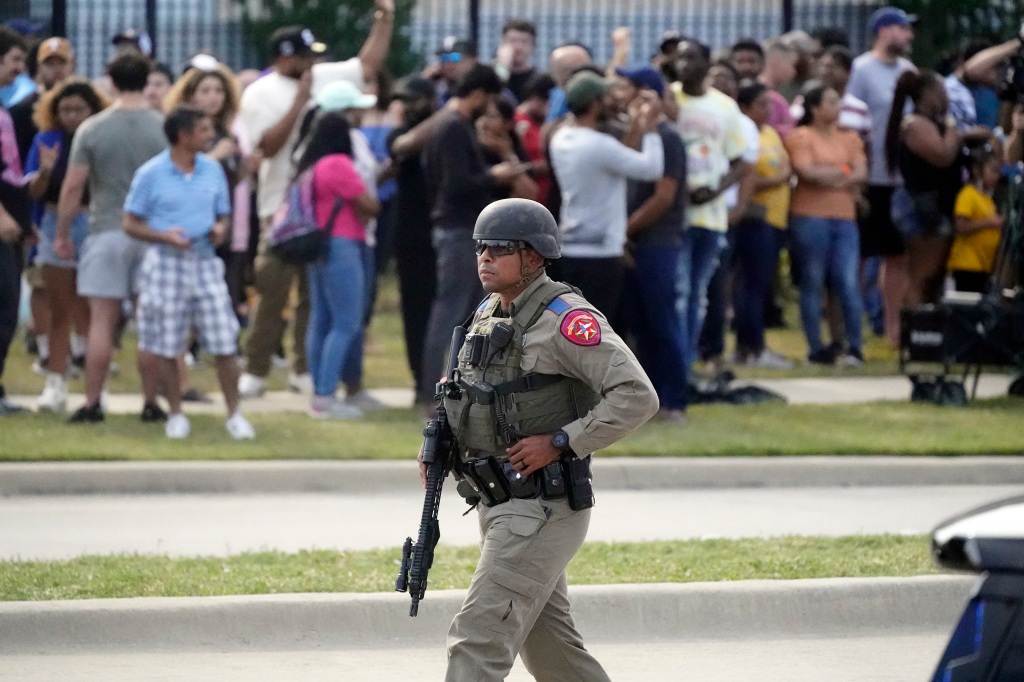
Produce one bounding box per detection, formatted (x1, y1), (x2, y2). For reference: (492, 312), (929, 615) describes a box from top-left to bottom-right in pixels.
(0, 241), (23, 390)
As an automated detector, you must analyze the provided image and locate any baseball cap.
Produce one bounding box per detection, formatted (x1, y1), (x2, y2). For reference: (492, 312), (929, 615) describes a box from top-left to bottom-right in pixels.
(268, 26), (326, 58)
(615, 65), (665, 97)
(392, 75), (435, 101)
(869, 7), (918, 34)
(315, 80), (378, 112)
(436, 35), (477, 57)
(565, 71), (614, 110)
(37, 37), (74, 63)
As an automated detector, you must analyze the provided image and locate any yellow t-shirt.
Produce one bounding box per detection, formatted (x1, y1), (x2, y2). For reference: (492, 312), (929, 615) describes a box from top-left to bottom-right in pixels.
(947, 184), (1001, 273)
(751, 126), (791, 229)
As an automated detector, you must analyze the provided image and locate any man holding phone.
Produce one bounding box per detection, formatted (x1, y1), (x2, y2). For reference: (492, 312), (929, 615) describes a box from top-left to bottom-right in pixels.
(237, 0), (395, 399)
(123, 106), (254, 441)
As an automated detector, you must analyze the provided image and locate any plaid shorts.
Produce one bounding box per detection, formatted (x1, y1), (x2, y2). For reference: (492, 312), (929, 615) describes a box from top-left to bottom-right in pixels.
(136, 247), (239, 358)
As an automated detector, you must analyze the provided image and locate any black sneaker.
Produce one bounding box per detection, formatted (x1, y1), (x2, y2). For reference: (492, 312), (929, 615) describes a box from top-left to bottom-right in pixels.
(140, 402), (168, 422)
(807, 347), (837, 366)
(68, 403), (105, 423)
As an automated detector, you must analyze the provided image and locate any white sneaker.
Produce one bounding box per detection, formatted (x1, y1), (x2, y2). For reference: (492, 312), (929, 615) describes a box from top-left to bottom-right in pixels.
(271, 354), (290, 370)
(165, 413), (191, 439)
(309, 397), (363, 420)
(37, 373), (67, 412)
(237, 372), (267, 398)
(288, 372), (314, 395)
(345, 390), (387, 411)
(31, 357), (48, 376)
(226, 412), (256, 440)
(748, 349), (795, 370)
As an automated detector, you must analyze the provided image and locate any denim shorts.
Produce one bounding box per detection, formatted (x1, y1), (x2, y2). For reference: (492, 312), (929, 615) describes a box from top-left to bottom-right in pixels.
(890, 187), (953, 240)
(35, 209), (89, 269)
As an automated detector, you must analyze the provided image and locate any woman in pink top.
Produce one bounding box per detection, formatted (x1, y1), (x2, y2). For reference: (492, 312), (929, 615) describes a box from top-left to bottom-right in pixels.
(293, 112), (380, 419)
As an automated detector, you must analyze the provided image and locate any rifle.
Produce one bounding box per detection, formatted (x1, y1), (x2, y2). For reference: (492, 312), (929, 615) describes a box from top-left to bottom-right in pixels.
(396, 326), (467, 616)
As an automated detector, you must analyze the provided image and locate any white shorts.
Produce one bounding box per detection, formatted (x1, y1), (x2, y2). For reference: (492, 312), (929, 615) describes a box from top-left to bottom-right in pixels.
(136, 247), (239, 358)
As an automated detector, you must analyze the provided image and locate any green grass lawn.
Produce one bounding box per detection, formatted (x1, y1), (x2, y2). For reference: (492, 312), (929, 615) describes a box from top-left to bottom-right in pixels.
(1, 397), (1022, 460)
(0, 535), (938, 601)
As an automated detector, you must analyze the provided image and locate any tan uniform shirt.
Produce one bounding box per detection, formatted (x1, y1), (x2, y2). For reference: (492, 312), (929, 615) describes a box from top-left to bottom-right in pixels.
(507, 274), (660, 456)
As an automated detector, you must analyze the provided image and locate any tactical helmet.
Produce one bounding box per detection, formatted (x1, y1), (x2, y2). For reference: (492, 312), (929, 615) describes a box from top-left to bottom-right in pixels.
(473, 198), (561, 259)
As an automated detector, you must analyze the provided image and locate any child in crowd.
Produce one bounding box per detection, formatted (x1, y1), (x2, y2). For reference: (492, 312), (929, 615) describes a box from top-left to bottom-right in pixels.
(947, 150), (1003, 294)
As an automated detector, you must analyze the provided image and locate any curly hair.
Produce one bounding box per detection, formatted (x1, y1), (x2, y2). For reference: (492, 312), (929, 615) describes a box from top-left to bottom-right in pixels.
(163, 63), (240, 132)
(32, 78), (110, 132)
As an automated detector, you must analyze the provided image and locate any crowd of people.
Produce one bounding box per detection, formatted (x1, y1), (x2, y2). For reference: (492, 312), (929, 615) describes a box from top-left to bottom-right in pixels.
(0, 4), (1021, 429)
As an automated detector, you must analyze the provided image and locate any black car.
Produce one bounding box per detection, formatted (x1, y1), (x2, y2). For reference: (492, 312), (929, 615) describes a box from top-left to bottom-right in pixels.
(930, 495), (1024, 681)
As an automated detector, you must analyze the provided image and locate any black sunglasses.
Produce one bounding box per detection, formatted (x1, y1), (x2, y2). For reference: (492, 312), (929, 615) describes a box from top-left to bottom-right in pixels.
(474, 240), (523, 257)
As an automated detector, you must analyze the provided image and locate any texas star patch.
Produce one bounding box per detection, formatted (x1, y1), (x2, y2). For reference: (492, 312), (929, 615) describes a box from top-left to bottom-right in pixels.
(560, 310), (601, 346)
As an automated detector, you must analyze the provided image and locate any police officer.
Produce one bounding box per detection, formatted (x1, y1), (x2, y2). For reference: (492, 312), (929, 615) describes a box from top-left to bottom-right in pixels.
(420, 198), (659, 681)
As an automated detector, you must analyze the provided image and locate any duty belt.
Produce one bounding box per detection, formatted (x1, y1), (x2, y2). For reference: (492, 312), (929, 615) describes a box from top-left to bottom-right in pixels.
(457, 454), (595, 511)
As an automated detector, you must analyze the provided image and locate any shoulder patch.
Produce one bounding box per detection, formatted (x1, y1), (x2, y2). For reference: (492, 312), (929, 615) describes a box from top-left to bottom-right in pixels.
(476, 297), (491, 312)
(560, 310), (601, 346)
(546, 297), (572, 316)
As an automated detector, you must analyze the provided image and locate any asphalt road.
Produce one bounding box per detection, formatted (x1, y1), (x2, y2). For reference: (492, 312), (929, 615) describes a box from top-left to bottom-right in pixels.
(2, 485), (1019, 559)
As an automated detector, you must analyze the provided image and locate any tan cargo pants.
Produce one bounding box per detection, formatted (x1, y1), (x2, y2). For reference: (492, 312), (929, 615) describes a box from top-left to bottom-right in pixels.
(244, 218), (309, 377)
(445, 496), (611, 682)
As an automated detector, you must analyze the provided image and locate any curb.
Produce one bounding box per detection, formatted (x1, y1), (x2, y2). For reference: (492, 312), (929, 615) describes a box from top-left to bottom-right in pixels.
(0, 576), (973, 653)
(3, 456), (1024, 496)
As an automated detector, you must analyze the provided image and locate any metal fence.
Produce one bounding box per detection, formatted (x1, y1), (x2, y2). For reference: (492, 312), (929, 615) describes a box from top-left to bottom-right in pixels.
(7, 0), (254, 77)
(4, 0), (882, 78)
(413, 0), (884, 67)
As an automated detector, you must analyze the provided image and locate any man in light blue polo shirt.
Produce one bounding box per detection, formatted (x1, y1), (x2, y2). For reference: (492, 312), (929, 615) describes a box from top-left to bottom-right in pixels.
(123, 106), (255, 441)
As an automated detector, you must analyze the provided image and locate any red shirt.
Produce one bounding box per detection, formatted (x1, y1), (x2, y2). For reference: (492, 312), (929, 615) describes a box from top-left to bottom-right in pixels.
(514, 111), (549, 203)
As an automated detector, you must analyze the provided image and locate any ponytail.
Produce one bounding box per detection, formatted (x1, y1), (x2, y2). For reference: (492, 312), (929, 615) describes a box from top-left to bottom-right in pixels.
(884, 69), (943, 175)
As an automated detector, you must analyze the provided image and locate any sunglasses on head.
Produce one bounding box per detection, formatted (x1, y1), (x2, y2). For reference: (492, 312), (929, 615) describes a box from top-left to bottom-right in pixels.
(475, 240), (523, 257)
(439, 52), (463, 64)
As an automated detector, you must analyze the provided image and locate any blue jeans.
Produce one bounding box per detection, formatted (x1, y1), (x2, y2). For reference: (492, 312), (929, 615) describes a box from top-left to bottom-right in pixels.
(625, 242), (688, 411)
(306, 237), (365, 397)
(677, 226), (727, 369)
(789, 216), (863, 354)
(861, 255), (884, 336)
(733, 219), (783, 354)
(341, 241), (375, 387)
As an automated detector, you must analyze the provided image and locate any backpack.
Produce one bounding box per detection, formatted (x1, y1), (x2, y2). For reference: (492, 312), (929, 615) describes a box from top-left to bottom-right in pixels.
(266, 166), (344, 264)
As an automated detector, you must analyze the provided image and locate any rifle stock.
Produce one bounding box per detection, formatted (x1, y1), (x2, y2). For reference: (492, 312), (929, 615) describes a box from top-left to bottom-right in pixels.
(396, 326), (467, 616)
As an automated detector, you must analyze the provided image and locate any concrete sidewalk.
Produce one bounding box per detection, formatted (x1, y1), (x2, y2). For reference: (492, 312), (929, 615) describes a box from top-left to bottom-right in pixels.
(3, 484), (1018, 559)
(6, 373), (1017, 414)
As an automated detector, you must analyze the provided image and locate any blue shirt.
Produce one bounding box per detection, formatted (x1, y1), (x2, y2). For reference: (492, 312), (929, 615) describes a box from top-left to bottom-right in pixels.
(546, 87), (568, 123)
(0, 73), (36, 108)
(124, 150), (230, 258)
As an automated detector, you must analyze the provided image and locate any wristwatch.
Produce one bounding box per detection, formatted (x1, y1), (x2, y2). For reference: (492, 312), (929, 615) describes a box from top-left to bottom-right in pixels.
(551, 430), (571, 452)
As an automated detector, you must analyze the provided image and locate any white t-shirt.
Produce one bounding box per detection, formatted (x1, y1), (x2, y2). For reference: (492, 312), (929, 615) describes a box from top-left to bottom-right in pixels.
(241, 59), (364, 218)
(724, 113), (761, 210)
(673, 84), (748, 232)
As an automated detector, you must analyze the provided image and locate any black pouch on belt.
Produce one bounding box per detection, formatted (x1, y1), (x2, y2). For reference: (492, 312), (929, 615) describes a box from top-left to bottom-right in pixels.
(501, 460), (541, 499)
(470, 457), (511, 507)
(563, 455), (595, 511)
